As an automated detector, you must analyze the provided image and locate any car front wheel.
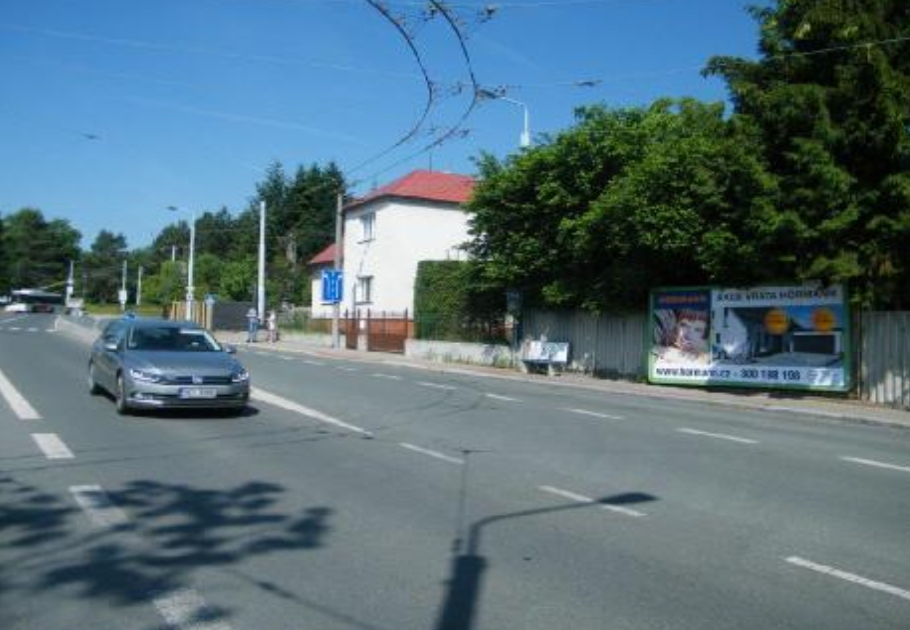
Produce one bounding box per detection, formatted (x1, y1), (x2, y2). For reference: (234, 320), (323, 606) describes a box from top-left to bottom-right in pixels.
(88, 362), (102, 396)
(115, 374), (130, 415)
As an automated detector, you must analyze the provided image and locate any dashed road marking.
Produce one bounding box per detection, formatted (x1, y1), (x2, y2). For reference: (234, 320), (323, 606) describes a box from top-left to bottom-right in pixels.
(785, 556), (910, 602)
(303, 360), (325, 366)
(69, 485), (129, 527)
(337, 366), (359, 372)
(252, 387), (372, 436)
(31, 433), (74, 459)
(372, 373), (402, 380)
(539, 485), (646, 518)
(400, 443), (465, 465)
(417, 382), (457, 391)
(841, 456), (910, 475)
(485, 393), (520, 402)
(0, 368), (41, 420)
(153, 588), (234, 630)
(677, 428), (758, 444)
(562, 407), (624, 421)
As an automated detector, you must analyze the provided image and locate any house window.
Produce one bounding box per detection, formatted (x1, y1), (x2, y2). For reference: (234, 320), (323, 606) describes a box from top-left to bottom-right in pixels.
(360, 212), (376, 242)
(356, 276), (373, 304)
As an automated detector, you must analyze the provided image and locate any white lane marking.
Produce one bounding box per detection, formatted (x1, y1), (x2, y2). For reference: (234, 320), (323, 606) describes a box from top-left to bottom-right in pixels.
(371, 373), (402, 380)
(303, 360), (325, 366)
(563, 407), (624, 421)
(153, 588), (234, 630)
(0, 368), (42, 420)
(27, 327), (39, 332)
(31, 433), (74, 459)
(400, 443), (465, 465)
(485, 393), (520, 402)
(278, 355), (294, 361)
(677, 428), (758, 444)
(3, 315), (30, 325)
(70, 485), (129, 527)
(252, 387), (372, 436)
(337, 366), (359, 372)
(46, 328), (57, 333)
(10, 326), (21, 331)
(417, 382), (457, 391)
(539, 485), (646, 518)
(785, 556), (910, 602)
(841, 456), (910, 474)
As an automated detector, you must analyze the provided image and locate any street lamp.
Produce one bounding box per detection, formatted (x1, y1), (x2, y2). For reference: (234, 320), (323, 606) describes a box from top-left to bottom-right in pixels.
(478, 88), (531, 148)
(166, 205), (196, 321)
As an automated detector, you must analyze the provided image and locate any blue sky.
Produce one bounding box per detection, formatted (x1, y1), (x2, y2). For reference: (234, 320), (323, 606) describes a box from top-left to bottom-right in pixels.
(1, 0), (764, 249)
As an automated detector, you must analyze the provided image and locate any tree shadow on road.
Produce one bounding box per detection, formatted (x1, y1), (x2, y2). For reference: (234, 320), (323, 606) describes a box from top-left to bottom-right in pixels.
(1, 475), (334, 628)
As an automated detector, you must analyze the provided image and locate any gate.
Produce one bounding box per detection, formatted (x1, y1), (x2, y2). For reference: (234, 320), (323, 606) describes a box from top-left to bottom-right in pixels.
(367, 310), (413, 354)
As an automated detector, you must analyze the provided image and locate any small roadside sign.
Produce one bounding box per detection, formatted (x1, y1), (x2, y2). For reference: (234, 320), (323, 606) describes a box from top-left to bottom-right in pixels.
(321, 269), (343, 304)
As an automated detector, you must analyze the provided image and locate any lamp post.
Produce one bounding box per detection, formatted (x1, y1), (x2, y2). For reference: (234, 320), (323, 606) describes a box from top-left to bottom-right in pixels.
(478, 88), (531, 148)
(167, 206), (196, 321)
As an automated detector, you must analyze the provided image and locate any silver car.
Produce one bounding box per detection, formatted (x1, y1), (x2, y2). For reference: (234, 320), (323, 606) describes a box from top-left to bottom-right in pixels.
(88, 318), (250, 415)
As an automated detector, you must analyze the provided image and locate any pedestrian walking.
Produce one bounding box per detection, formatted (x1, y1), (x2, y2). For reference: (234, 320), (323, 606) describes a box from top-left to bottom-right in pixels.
(246, 306), (259, 343)
(267, 310), (278, 343)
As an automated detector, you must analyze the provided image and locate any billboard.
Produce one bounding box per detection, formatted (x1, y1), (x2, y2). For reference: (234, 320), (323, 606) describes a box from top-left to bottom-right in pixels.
(648, 284), (850, 392)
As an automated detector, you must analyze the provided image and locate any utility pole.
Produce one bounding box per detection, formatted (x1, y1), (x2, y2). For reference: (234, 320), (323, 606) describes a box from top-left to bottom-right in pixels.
(119, 260), (128, 311)
(257, 200), (266, 320)
(136, 266), (144, 307)
(65, 260), (75, 305)
(331, 192), (343, 349)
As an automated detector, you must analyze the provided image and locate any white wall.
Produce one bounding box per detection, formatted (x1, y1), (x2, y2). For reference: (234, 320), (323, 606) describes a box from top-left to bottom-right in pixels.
(342, 199), (470, 313)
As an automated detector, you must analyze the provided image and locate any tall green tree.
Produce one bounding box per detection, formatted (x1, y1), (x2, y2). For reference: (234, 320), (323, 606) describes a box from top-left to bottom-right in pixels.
(84, 230), (128, 302)
(706, 0), (910, 308)
(467, 100), (776, 311)
(1, 208), (81, 291)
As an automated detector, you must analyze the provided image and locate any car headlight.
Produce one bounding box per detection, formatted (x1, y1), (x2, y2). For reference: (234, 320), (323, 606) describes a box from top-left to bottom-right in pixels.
(231, 369), (250, 383)
(129, 368), (162, 383)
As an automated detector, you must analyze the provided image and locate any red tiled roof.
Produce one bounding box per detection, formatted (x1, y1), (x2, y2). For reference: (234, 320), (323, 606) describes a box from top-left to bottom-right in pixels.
(308, 243), (337, 266)
(346, 170), (475, 210)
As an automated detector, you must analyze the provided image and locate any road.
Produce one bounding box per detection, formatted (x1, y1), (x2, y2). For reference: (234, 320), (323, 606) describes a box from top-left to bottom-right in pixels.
(1, 312), (908, 630)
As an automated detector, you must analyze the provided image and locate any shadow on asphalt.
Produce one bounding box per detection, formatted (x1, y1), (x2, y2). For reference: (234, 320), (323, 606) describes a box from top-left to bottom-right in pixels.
(0, 475), (339, 629)
(433, 452), (658, 630)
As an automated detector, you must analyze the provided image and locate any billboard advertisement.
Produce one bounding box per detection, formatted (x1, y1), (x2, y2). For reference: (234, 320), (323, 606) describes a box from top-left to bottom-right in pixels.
(648, 284), (850, 392)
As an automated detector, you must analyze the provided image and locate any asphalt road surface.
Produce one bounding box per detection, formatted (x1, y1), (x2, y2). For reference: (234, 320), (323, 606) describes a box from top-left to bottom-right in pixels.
(1, 312), (908, 630)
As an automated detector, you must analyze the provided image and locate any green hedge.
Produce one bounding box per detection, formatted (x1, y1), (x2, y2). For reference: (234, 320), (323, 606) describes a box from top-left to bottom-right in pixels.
(413, 260), (506, 342)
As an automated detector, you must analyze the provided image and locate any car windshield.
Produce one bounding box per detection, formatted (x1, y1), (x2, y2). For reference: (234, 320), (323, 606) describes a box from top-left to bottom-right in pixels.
(128, 327), (221, 352)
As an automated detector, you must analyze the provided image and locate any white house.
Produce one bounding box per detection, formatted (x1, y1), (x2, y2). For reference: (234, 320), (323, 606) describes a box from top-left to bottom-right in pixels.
(308, 169), (475, 316)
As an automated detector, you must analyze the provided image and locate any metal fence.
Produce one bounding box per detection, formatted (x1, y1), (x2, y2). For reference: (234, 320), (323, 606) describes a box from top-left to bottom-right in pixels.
(860, 311), (910, 409)
(524, 307), (910, 409)
(522, 309), (647, 378)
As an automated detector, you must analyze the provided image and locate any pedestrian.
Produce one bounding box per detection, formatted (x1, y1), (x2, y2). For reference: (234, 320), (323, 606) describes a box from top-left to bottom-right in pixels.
(246, 306), (259, 343)
(267, 310), (278, 343)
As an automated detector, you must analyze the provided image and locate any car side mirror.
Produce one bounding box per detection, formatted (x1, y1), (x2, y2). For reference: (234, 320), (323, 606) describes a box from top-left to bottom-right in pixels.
(104, 341), (119, 352)
(224, 344), (237, 354)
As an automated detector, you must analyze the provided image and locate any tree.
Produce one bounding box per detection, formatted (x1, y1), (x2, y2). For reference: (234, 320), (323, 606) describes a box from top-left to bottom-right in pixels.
(1, 208), (81, 291)
(466, 100), (776, 311)
(84, 230), (128, 302)
(706, 0), (910, 308)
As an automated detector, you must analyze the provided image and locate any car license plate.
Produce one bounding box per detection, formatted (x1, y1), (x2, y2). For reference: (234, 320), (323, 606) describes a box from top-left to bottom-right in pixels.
(180, 387), (217, 399)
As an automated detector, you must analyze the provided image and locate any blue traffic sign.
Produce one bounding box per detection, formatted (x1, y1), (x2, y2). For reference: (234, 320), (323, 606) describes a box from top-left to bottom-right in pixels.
(321, 269), (343, 304)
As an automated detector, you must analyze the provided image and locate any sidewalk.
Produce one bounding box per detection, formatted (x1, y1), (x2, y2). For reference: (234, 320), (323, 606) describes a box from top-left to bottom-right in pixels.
(225, 330), (910, 430)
